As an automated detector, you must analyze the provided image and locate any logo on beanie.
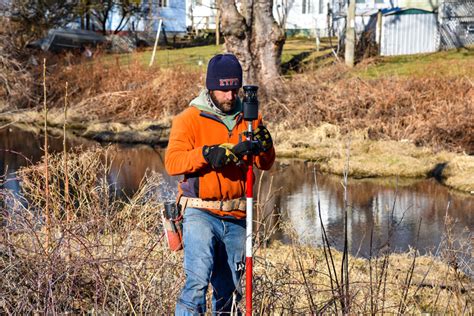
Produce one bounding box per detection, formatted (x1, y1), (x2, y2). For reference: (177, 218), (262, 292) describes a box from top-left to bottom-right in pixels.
(219, 78), (240, 87)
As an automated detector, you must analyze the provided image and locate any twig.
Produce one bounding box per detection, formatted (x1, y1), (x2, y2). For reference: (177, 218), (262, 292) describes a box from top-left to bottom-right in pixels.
(43, 58), (51, 251)
(397, 219), (422, 314)
(0, 120), (18, 130)
(293, 247), (317, 313)
(64, 82), (70, 224)
(314, 166), (340, 314)
(341, 138), (351, 314)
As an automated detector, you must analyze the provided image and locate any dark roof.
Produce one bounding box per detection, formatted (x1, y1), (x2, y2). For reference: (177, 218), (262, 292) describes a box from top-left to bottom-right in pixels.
(383, 8), (435, 16)
(29, 28), (105, 51)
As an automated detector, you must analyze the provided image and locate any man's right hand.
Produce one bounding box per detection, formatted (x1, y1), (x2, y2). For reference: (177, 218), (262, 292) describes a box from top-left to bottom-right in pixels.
(203, 144), (239, 169)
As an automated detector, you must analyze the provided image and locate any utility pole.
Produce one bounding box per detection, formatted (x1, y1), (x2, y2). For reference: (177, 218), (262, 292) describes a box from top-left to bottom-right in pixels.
(345, 0), (356, 67)
(377, 10), (382, 55)
(216, 0), (220, 45)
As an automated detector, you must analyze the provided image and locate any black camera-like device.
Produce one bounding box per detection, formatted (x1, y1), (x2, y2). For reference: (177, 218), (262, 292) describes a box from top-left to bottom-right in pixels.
(242, 85), (259, 121)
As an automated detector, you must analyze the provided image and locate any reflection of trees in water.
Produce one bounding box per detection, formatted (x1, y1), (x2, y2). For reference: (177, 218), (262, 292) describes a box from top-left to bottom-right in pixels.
(3, 129), (473, 255)
(0, 127), (86, 193)
(273, 160), (474, 256)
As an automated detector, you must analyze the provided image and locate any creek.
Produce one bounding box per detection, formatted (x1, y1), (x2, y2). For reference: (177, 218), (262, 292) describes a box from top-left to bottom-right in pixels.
(1, 126), (473, 259)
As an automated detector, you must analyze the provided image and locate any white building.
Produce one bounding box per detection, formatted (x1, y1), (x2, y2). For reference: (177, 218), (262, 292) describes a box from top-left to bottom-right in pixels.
(107, 0), (188, 35)
(187, 0), (218, 31)
(103, 0), (452, 39)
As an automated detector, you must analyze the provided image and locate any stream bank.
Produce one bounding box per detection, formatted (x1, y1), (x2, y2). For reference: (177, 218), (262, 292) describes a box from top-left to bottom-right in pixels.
(0, 110), (473, 194)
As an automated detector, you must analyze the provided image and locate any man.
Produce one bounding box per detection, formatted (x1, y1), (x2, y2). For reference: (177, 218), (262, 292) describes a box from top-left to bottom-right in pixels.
(165, 54), (275, 315)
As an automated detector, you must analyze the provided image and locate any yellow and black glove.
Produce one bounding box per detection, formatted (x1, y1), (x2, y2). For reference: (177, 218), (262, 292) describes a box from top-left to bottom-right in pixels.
(254, 125), (273, 151)
(203, 143), (239, 169)
(233, 140), (263, 158)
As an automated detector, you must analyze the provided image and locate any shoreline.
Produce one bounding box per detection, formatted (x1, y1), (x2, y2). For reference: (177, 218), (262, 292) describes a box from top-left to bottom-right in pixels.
(1, 111), (473, 194)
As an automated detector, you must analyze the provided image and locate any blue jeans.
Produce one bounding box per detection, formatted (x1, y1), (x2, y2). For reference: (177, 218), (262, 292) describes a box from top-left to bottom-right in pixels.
(175, 207), (246, 315)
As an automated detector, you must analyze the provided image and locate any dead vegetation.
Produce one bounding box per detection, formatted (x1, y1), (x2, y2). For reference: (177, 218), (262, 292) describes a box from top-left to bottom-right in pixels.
(26, 57), (474, 152)
(0, 41), (472, 154)
(0, 28), (39, 109)
(1, 147), (183, 313)
(46, 56), (202, 121)
(0, 147), (472, 314)
(268, 64), (474, 154)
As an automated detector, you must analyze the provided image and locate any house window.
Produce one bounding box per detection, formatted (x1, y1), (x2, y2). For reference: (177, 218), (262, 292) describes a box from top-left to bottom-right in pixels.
(375, 0), (384, 3)
(319, 0), (324, 14)
(356, 0), (365, 3)
(302, 0), (312, 14)
(158, 0), (168, 7)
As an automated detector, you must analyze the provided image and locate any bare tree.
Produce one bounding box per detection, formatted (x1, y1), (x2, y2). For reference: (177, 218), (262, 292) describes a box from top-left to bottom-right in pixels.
(275, 0), (295, 30)
(10, 0), (79, 43)
(219, 0), (286, 92)
(89, 0), (142, 35)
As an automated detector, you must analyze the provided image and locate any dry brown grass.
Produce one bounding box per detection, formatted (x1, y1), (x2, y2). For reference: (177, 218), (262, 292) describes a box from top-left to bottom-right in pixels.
(272, 123), (474, 192)
(267, 64), (474, 154)
(1, 147), (472, 314)
(1, 147), (183, 313)
(45, 55), (202, 121)
(254, 242), (472, 314)
(2, 49), (472, 153)
(0, 29), (39, 108)
(56, 58), (473, 153)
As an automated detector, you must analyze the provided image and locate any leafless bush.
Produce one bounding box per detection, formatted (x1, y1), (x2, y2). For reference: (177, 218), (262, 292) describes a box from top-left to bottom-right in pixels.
(268, 67), (474, 153)
(0, 147), (472, 314)
(0, 27), (39, 109)
(1, 147), (184, 313)
(46, 57), (202, 121)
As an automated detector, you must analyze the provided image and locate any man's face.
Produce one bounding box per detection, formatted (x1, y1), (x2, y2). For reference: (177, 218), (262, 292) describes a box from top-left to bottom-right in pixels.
(210, 89), (239, 113)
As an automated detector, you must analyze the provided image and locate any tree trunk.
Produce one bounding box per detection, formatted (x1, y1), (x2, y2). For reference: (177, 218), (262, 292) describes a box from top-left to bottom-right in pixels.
(345, 0), (356, 67)
(219, 0), (285, 92)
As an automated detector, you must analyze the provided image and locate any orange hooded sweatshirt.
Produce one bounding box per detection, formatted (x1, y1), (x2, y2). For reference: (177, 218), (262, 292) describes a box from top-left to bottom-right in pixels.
(165, 90), (275, 219)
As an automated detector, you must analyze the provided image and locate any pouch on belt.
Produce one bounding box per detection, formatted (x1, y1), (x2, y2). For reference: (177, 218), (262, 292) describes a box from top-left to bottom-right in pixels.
(161, 201), (183, 251)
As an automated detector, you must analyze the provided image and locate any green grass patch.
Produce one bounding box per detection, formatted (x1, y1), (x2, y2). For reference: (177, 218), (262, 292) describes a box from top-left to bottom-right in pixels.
(108, 44), (224, 69)
(88, 38), (474, 79)
(106, 38), (327, 69)
(354, 47), (474, 79)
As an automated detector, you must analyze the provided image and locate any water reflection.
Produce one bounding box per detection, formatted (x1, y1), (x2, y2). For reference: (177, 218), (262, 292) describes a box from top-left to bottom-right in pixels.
(1, 127), (473, 258)
(279, 162), (473, 256)
(0, 127), (94, 196)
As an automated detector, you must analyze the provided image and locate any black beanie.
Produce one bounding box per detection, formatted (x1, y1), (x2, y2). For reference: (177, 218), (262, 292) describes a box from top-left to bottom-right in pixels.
(206, 54), (243, 90)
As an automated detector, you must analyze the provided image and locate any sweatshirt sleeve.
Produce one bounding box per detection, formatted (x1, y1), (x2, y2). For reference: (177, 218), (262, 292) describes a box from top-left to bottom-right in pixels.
(165, 111), (208, 176)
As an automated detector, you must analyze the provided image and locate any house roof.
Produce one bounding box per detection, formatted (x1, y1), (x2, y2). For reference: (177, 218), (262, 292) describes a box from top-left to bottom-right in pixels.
(383, 8), (435, 16)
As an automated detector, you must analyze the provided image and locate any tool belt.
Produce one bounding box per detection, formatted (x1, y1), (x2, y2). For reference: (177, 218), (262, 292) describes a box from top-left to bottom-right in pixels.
(179, 197), (246, 212)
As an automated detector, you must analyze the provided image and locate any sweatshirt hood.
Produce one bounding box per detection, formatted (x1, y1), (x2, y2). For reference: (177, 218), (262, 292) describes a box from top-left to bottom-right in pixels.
(189, 89), (243, 131)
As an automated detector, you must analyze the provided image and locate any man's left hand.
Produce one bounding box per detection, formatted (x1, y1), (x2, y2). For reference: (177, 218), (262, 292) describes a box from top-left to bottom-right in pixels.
(232, 140), (263, 158)
(254, 125), (273, 151)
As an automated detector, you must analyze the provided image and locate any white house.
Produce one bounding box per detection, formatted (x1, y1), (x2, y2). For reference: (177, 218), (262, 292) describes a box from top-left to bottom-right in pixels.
(99, 0), (464, 42)
(280, 0), (442, 37)
(106, 0), (188, 35)
(187, 0), (218, 31)
(185, 0), (442, 37)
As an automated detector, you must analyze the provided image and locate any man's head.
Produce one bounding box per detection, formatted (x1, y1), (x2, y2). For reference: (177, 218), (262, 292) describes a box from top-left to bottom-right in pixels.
(206, 54), (242, 113)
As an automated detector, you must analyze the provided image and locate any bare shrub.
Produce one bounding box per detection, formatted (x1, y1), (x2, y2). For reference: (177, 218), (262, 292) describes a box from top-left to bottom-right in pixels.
(1, 147), (472, 313)
(46, 56), (203, 121)
(1, 147), (184, 313)
(268, 67), (474, 153)
(0, 26), (39, 109)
